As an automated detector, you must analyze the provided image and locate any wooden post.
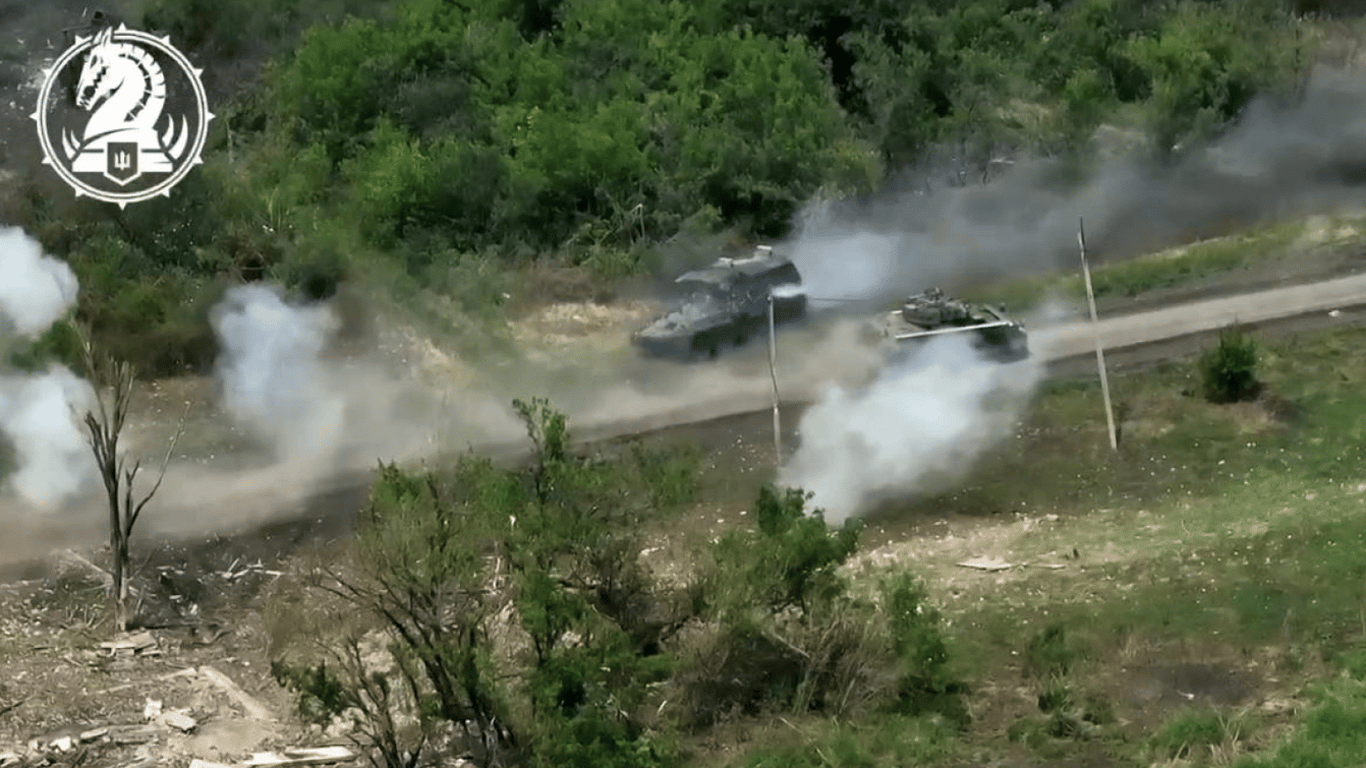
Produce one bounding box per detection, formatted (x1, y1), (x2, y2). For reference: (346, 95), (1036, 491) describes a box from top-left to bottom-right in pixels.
(1079, 218), (1118, 451)
(768, 293), (782, 463)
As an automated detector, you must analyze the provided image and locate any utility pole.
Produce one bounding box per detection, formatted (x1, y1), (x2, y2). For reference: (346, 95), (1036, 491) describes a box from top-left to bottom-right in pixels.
(1079, 218), (1118, 451)
(767, 292), (782, 463)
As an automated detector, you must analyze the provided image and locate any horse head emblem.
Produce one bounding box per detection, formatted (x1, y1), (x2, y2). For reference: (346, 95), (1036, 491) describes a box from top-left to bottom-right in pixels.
(33, 23), (213, 206)
(75, 26), (118, 112)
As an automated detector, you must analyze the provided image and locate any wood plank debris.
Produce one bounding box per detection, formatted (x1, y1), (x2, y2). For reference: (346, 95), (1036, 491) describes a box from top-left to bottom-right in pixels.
(100, 632), (158, 657)
(107, 724), (160, 745)
(79, 727), (108, 743)
(243, 746), (356, 767)
(957, 557), (1012, 572)
(159, 711), (196, 732)
(219, 560), (285, 581)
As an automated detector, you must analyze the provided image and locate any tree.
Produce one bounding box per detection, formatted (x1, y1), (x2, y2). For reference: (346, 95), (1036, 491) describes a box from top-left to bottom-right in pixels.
(77, 326), (184, 632)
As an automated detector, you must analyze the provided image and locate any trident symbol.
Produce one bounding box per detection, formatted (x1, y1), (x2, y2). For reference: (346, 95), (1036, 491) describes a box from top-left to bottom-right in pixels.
(105, 140), (139, 183)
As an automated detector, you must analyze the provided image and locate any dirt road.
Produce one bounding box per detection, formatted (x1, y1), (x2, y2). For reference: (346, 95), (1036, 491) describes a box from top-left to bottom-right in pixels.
(1034, 271), (1366, 361)
(7, 270), (1366, 569)
(141, 271), (1366, 538)
(565, 271), (1366, 443)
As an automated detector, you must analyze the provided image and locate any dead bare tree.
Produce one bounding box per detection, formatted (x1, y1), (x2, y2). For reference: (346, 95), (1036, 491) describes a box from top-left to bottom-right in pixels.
(77, 328), (186, 632)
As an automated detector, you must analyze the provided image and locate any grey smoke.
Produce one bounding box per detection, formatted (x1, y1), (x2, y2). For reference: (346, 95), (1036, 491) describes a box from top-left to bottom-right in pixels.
(0, 226), (97, 512)
(207, 282), (522, 479)
(210, 283), (348, 465)
(785, 65), (1366, 309)
(779, 332), (1044, 525)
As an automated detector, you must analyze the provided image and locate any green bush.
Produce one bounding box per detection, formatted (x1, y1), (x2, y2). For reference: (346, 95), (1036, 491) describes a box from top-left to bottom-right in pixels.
(1199, 326), (1262, 404)
(1150, 706), (1238, 761)
(12, 0), (1318, 374)
(1024, 623), (1086, 679)
(270, 659), (356, 725)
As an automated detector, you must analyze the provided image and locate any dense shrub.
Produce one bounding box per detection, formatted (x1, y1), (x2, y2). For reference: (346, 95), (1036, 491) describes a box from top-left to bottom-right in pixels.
(1199, 326), (1262, 403)
(9, 0), (1315, 374)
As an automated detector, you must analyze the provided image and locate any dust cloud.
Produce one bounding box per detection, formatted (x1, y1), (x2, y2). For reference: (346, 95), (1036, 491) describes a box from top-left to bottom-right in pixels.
(210, 284), (349, 465)
(785, 65), (1366, 310)
(779, 331), (1045, 525)
(0, 227), (97, 513)
(147, 285), (528, 538)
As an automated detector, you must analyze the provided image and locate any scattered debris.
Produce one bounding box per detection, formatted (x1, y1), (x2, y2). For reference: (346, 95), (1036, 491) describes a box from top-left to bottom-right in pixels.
(98, 666), (197, 695)
(51, 549), (113, 590)
(0, 699), (23, 718)
(958, 557), (1012, 572)
(1028, 563), (1067, 569)
(108, 724), (160, 745)
(100, 631), (158, 657)
(159, 711), (197, 732)
(190, 761), (235, 768)
(143, 699), (162, 721)
(218, 560), (285, 582)
(79, 727), (108, 743)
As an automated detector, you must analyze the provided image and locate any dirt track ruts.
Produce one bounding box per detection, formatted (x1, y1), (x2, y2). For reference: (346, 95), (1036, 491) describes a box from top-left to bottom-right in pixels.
(200, 271), (1366, 534)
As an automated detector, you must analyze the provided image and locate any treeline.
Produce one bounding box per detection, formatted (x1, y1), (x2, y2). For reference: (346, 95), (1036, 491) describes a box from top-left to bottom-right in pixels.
(9, 0), (1313, 376)
(265, 400), (964, 768)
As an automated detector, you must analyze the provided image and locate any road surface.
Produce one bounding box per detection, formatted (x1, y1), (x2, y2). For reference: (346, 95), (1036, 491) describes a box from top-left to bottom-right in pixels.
(8, 270), (1366, 568)
(563, 271), (1366, 443)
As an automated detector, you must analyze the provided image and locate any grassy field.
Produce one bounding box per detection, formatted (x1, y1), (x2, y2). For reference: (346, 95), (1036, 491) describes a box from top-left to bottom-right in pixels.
(654, 323), (1366, 767)
(961, 211), (1366, 314)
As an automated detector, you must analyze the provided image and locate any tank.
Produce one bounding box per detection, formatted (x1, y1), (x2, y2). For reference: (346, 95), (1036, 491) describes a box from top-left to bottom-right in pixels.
(872, 288), (1030, 363)
(632, 245), (807, 360)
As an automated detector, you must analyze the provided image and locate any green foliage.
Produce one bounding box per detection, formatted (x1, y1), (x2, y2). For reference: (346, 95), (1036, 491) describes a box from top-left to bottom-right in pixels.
(1150, 706), (1242, 760)
(4, 316), (84, 374)
(1230, 685), (1366, 767)
(1199, 326), (1262, 404)
(628, 442), (702, 512)
(1125, 0), (1310, 157)
(20, 0), (1316, 363)
(881, 572), (952, 695)
(711, 485), (862, 621)
(1023, 623), (1086, 680)
(736, 713), (956, 767)
(270, 659), (356, 725)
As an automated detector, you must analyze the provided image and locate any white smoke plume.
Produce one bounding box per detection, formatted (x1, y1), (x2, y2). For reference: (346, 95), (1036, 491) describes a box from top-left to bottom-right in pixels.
(779, 332), (1044, 525)
(206, 282), (525, 485)
(784, 66), (1366, 310)
(210, 283), (348, 465)
(0, 226), (97, 512)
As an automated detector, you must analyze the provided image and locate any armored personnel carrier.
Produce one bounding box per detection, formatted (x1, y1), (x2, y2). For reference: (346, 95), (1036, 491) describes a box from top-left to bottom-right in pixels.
(632, 245), (807, 360)
(871, 288), (1029, 363)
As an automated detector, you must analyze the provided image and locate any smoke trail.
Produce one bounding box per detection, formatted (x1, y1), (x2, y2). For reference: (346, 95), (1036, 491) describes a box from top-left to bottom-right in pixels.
(0, 226), (97, 512)
(785, 66), (1366, 309)
(779, 332), (1044, 525)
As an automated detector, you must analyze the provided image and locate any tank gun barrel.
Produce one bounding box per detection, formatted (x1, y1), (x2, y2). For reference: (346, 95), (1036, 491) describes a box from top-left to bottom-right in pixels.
(892, 320), (1018, 341)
